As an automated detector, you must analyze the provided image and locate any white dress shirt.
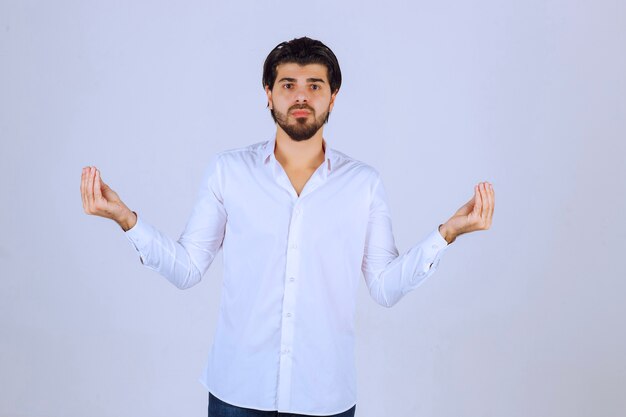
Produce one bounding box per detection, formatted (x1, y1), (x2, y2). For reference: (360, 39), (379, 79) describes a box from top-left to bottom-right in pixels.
(124, 137), (449, 416)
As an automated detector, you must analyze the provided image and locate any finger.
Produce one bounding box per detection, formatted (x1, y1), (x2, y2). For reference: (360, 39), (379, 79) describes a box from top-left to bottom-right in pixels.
(478, 182), (488, 222)
(94, 169), (103, 201)
(86, 166), (95, 209)
(487, 183), (495, 226)
(81, 167), (87, 210)
(479, 182), (489, 222)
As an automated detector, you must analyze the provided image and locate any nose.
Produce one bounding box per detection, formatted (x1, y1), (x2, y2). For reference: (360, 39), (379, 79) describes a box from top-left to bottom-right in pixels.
(294, 85), (309, 103)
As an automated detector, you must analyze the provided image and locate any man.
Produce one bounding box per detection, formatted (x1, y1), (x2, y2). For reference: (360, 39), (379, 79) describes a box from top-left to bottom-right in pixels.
(81, 37), (494, 417)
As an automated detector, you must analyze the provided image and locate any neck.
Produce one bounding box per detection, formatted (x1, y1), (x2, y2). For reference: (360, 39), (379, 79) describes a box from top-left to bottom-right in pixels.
(274, 128), (326, 170)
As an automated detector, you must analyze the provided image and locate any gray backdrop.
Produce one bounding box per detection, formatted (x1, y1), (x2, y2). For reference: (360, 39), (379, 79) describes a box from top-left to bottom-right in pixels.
(1, 1), (625, 416)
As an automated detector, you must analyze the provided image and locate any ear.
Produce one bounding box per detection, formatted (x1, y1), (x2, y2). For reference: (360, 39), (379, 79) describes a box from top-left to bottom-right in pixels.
(264, 85), (273, 109)
(328, 89), (339, 113)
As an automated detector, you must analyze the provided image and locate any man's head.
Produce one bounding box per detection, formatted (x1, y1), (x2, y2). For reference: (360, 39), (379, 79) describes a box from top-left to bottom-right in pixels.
(263, 37), (342, 141)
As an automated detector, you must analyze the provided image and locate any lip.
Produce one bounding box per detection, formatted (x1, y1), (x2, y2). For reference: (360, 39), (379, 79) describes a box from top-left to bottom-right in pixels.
(291, 110), (311, 117)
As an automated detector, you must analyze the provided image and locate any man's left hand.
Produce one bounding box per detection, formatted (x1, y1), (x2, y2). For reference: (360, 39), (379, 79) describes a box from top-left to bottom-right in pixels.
(439, 181), (495, 244)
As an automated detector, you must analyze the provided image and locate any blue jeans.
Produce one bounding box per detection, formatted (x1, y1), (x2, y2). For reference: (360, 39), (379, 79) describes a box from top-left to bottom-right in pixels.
(208, 392), (356, 417)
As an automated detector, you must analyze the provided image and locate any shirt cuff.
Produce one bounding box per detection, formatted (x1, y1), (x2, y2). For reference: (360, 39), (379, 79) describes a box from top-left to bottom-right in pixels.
(434, 226), (450, 248)
(422, 226), (450, 271)
(124, 213), (153, 265)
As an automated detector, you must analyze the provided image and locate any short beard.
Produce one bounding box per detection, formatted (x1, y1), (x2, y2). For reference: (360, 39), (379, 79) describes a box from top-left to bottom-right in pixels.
(271, 106), (330, 142)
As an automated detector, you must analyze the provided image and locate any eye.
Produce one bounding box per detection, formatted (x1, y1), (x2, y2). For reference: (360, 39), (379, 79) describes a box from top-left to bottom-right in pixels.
(311, 84), (321, 90)
(283, 83), (292, 89)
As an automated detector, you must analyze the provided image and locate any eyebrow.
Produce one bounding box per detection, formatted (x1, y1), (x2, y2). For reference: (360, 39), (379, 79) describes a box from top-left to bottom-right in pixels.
(277, 77), (326, 84)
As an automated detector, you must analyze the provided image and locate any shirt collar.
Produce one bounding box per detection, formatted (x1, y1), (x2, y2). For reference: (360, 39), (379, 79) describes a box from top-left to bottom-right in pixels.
(260, 137), (333, 177)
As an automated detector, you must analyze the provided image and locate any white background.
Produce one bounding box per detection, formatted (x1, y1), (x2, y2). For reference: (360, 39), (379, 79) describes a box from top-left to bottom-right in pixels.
(1, 1), (625, 416)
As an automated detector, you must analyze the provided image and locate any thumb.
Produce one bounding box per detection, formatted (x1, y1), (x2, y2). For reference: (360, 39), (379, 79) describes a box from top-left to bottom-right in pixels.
(471, 184), (482, 214)
(100, 176), (110, 190)
(97, 171), (113, 191)
(459, 194), (474, 212)
(98, 174), (120, 202)
(94, 169), (103, 200)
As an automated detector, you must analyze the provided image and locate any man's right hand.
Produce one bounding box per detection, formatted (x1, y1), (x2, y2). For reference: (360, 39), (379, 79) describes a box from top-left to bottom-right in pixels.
(81, 166), (137, 231)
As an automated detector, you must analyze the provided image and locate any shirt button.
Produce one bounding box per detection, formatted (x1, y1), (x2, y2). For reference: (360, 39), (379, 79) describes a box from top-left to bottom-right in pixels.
(286, 312), (292, 318)
(431, 244), (438, 250)
(289, 277), (295, 282)
(291, 243), (298, 249)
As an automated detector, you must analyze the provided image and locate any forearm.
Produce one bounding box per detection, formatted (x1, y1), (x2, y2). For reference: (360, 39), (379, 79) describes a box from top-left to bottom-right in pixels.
(125, 214), (209, 289)
(364, 227), (448, 308)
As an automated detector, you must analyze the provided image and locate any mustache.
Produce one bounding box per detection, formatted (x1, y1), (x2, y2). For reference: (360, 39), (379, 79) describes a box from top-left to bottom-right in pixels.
(290, 105), (314, 112)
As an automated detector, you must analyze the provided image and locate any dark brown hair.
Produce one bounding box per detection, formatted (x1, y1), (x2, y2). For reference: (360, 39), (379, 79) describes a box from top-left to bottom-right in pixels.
(262, 36), (342, 97)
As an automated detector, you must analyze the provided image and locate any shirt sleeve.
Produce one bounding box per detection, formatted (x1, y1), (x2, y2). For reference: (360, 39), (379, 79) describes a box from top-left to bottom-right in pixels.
(361, 174), (449, 307)
(124, 154), (227, 289)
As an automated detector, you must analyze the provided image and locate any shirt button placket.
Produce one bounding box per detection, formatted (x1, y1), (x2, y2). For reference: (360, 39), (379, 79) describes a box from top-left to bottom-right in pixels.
(276, 202), (303, 410)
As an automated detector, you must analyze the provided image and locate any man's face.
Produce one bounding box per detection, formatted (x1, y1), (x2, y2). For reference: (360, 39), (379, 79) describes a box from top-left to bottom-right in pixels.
(265, 63), (338, 141)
